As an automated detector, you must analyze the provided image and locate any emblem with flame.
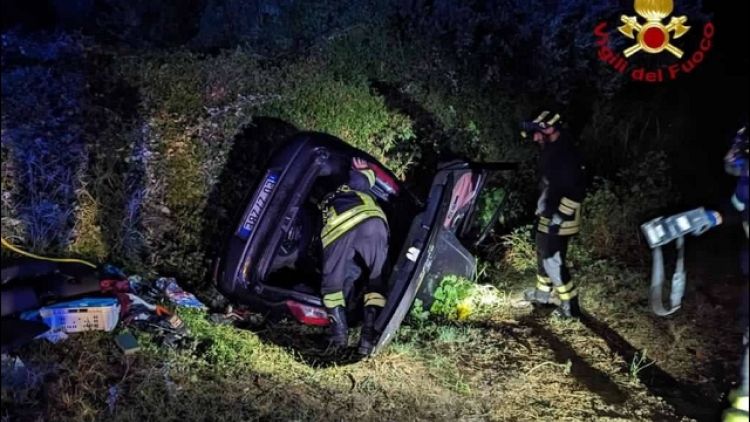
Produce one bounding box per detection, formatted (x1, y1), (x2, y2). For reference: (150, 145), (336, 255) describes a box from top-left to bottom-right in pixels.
(618, 0), (690, 58)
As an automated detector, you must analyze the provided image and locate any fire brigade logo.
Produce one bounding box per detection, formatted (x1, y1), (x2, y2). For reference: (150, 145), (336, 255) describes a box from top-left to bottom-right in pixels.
(593, 0), (714, 82)
(618, 0), (690, 58)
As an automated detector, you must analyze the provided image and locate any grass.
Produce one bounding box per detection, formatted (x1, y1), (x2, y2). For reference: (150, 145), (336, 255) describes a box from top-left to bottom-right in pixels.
(0, 18), (744, 422)
(2, 254), (742, 420)
(628, 349), (656, 385)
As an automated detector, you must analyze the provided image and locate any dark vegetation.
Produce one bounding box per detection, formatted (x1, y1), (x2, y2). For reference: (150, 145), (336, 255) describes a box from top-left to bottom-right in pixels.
(1, 1), (747, 420)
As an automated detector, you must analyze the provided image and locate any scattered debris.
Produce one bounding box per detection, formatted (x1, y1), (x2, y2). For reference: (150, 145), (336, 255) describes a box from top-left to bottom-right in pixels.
(118, 292), (191, 349)
(38, 329), (69, 344)
(106, 385), (120, 415)
(155, 277), (207, 309)
(39, 297), (120, 333)
(114, 332), (140, 355)
(208, 304), (253, 325)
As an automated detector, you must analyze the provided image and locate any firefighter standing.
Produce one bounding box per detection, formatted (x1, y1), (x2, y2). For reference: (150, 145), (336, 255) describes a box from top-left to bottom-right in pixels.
(723, 125), (749, 422)
(319, 157), (389, 354)
(521, 110), (586, 318)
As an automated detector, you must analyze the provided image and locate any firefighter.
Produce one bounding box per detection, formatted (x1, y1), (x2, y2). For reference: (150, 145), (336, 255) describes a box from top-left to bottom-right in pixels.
(521, 110), (587, 318)
(319, 157), (389, 354)
(723, 125), (749, 422)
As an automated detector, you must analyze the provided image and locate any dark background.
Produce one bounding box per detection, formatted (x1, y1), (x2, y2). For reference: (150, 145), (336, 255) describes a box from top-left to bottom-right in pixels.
(2, 0), (747, 206)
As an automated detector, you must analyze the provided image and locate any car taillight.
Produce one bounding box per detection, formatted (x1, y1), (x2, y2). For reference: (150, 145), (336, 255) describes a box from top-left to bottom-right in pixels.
(285, 300), (329, 326)
(369, 164), (399, 195)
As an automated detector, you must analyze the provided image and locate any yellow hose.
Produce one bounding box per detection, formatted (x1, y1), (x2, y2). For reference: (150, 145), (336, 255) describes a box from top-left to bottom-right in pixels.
(1, 237), (98, 269)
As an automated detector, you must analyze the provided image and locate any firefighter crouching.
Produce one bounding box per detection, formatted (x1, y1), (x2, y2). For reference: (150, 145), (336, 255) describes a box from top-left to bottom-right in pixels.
(521, 110), (587, 318)
(319, 157), (389, 354)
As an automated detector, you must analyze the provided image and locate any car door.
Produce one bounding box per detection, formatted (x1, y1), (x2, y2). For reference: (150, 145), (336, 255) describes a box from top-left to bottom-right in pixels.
(369, 161), (518, 355)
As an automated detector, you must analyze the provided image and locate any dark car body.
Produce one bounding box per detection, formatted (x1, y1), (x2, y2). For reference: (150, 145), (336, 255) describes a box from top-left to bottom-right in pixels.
(213, 132), (516, 355)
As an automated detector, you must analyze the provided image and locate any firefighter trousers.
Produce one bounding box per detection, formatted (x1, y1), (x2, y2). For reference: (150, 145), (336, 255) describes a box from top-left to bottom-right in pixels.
(535, 231), (578, 301)
(321, 218), (388, 308)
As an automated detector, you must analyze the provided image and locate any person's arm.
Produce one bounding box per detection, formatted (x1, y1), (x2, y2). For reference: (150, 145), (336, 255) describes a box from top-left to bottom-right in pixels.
(349, 157), (376, 191)
(545, 156), (585, 233)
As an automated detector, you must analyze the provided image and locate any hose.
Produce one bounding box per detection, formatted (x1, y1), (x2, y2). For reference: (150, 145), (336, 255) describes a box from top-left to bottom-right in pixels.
(1, 237), (98, 269)
(649, 236), (686, 316)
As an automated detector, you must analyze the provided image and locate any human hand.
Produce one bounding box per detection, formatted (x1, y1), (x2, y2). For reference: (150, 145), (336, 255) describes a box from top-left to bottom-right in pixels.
(548, 213), (564, 235)
(705, 210), (722, 227)
(352, 157), (369, 170)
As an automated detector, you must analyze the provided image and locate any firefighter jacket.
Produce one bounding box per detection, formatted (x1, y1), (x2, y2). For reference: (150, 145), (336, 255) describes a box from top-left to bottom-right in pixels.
(536, 135), (586, 236)
(320, 169), (388, 248)
(725, 126), (749, 237)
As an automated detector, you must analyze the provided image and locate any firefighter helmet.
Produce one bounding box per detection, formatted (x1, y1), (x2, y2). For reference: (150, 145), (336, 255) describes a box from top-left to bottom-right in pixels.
(520, 110), (563, 139)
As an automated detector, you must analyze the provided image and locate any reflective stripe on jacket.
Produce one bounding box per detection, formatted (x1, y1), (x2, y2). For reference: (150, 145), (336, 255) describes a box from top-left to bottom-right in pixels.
(536, 136), (586, 236)
(537, 201), (582, 236)
(321, 186), (387, 248)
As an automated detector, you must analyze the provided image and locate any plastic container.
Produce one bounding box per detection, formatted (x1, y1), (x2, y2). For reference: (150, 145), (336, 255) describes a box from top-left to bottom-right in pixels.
(39, 298), (120, 333)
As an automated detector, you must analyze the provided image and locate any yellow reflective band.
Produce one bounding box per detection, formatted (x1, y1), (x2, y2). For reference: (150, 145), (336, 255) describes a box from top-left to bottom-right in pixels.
(538, 217), (578, 227)
(537, 225), (580, 236)
(364, 292), (386, 307)
(538, 205), (582, 236)
(536, 275), (552, 291)
(538, 221), (580, 235)
(556, 282), (576, 294)
(536, 283), (553, 292)
(323, 291), (346, 308)
(533, 111), (550, 123)
(520, 130), (528, 139)
(560, 197), (581, 209)
(537, 274), (551, 285)
(723, 410), (749, 422)
(558, 289), (578, 301)
(733, 395), (749, 412)
(558, 203), (576, 216)
(546, 113), (561, 126)
(560, 228), (579, 235)
(359, 169), (376, 188)
(321, 191), (387, 248)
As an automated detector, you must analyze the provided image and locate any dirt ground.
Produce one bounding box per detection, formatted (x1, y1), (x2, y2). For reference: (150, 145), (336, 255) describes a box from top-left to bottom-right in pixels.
(1, 230), (746, 422)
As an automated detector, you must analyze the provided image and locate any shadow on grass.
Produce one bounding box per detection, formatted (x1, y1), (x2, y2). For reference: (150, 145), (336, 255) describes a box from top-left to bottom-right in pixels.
(456, 308), (628, 408)
(513, 308), (631, 407)
(579, 312), (723, 422)
(234, 317), (366, 368)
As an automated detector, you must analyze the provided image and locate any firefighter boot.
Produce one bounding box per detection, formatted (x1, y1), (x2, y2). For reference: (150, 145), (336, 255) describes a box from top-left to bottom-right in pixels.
(553, 297), (581, 319)
(524, 275), (554, 305)
(358, 292), (386, 355)
(358, 306), (381, 355)
(524, 288), (552, 305)
(325, 306), (349, 350)
(552, 282), (581, 318)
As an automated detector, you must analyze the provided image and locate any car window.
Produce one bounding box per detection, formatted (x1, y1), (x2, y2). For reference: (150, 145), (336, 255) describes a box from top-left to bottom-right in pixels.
(460, 172), (509, 246)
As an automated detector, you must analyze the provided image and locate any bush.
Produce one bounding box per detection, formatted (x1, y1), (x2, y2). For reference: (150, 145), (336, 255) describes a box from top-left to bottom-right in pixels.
(501, 225), (537, 273)
(265, 68), (416, 177)
(411, 275), (506, 322)
(499, 152), (674, 271)
(1, 32), (90, 256)
(576, 151), (675, 263)
(95, 45), (418, 283)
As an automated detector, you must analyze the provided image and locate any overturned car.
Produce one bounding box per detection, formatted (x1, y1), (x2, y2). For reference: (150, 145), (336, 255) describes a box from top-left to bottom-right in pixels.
(213, 132), (516, 355)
